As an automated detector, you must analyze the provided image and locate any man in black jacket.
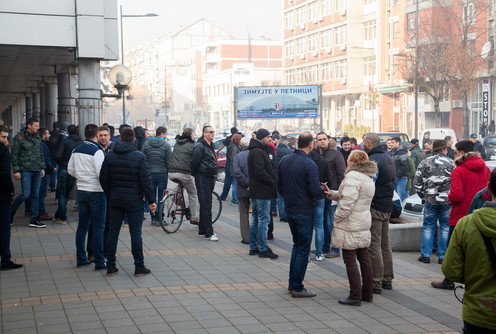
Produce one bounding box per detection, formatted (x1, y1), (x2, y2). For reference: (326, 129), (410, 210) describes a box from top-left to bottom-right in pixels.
(100, 128), (156, 277)
(275, 137), (292, 222)
(191, 126), (218, 241)
(363, 133), (396, 294)
(391, 137), (409, 202)
(247, 128), (278, 259)
(469, 133), (486, 160)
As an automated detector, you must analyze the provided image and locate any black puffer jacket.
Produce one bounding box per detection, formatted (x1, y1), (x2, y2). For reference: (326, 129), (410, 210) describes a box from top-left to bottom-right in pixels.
(0, 141), (15, 203)
(168, 135), (195, 174)
(191, 137), (217, 177)
(141, 137), (171, 174)
(316, 146), (346, 190)
(134, 126), (147, 151)
(56, 133), (83, 170)
(392, 146), (409, 179)
(367, 144), (395, 213)
(248, 138), (276, 200)
(99, 141), (154, 203)
(309, 150), (329, 200)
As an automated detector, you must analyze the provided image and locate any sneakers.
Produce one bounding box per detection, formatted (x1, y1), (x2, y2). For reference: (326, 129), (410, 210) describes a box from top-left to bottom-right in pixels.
(291, 288), (316, 298)
(0, 261), (23, 271)
(315, 255), (325, 261)
(95, 264), (108, 271)
(230, 201), (239, 206)
(134, 267), (151, 277)
(77, 261), (92, 268)
(258, 248), (278, 259)
(38, 213), (53, 221)
(207, 234), (219, 242)
(106, 267), (119, 276)
(249, 248), (260, 256)
(29, 220), (46, 228)
(338, 297), (361, 306)
(324, 251), (340, 258)
(418, 256), (430, 263)
(53, 218), (67, 225)
(431, 279), (455, 290)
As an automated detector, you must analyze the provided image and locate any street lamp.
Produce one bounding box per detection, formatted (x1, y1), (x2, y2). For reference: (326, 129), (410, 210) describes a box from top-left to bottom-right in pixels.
(120, 5), (158, 125)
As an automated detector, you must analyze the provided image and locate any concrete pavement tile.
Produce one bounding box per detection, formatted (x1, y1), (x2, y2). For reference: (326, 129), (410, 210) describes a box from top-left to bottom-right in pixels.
(191, 311), (225, 321)
(234, 324), (270, 333)
(137, 322), (173, 333)
(417, 322), (458, 332)
(173, 329), (208, 334)
(98, 310), (131, 320)
(132, 315), (167, 325)
(227, 316), (262, 326)
(266, 322), (301, 331)
(359, 325), (400, 334)
(389, 324), (427, 332)
(162, 312), (196, 323)
(37, 323), (72, 334)
(333, 326), (369, 334)
(3, 328), (38, 334)
(168, 319), (203, 331)
(376, 316), (413, 326)
(295, 320), (329, 330)
(218, 308), (252, 318)
(3, 319), (36, 330)
(127, 308), (160, 318)
(200, 318), (232, 328)
(206, 326), (241, 334)
(69, 319), (105, 331)
(402, 315), (438, 324)
(105, 325), (141, 334)
(102, 317), (136, 328)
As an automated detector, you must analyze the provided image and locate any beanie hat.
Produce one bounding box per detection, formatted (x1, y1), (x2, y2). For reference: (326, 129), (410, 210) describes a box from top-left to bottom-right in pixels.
(256, 128), (271, 140)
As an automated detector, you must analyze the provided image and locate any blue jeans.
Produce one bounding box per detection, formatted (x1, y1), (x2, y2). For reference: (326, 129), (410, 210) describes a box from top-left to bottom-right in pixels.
(288, 213), (314, 292)
(250, 199), (271, 252)
(75, 191), (106, 267)
(395, 177), (408, 202)
(421, 203), (450, 258)
(231, 179), (238, 204)
(277, 192), (286, 220)
(323, 201), (340, 253)
(313, 198), (325, 256)
(38, 175), (49, 215)
(0, 202), (12, 266)
(220, 161), (233, 200)
(55, 169), (76, 221)
(11, 171), (42, 221)
(106, 200), (145, 270)
(150, 173), (168, 222)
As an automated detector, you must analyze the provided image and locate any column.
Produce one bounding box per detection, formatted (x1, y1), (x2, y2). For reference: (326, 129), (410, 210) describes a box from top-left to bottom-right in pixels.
(40, 85), (46, 127)
(57, 67), (78, 125)
(25, 94), (33, 120)
(78, 59), (102, 134)
(32, 91), (41, 121)
(44, 79), (58, 128)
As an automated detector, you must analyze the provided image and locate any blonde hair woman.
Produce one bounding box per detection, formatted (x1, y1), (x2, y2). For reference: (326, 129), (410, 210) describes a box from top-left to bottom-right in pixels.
(323, 150), (377, 306)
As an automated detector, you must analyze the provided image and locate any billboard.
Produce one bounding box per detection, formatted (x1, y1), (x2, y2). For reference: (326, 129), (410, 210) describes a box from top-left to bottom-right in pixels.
(236, 85), (320, 119)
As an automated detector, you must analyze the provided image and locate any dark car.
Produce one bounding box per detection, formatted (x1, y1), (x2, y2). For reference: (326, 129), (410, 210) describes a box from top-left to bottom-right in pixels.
(213, 138), (227, 182)
(483, 135), (496, 160)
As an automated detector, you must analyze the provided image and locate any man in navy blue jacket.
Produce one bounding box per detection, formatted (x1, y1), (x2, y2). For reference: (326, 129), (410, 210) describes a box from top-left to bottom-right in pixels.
(100, 128), (156, 277)
(38, 128), (56, 221)
(278, 133), (322, 298)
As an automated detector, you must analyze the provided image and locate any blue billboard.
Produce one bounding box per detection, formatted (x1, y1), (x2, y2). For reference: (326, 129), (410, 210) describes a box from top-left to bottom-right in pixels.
(236, 85), (319, 119)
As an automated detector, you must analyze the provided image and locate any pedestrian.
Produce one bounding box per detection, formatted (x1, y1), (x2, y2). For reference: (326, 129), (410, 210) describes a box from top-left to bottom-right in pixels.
(191, 126), (219, 241)
(432, 139), (490, 290)
(232, 137), (251, 244)
(0, 125), (23, 270)
(278, 133), (321, 298)
(47, 121), (61, 192)
(339, 136), (352, 166)
(168, 128), (199, 225)
(409, 139), (426, 168)
(469, 133), (486, 160)
(38, 128), (56, 221)
(324, 150), (377, 306)
(414, 140), (454, 265)
(141, 126), (172, 225)
(101, 127), (156, 276)
(442, 168), (496, 333)
(391, 137), (409, 202)
(362, 133), (396, 294)
(220, 127), (240, 203)
(444, 136), (456, 160)
(479, 121), (488, 138)
(133, 126), (147, 151)
(10, 118), (46, 228)
(226, 134), (242, 206)
(488, 120), (495, 135)
(275, 136), (292, 222)
(247, 128), (278, 258)
(68, 124), (107, 271)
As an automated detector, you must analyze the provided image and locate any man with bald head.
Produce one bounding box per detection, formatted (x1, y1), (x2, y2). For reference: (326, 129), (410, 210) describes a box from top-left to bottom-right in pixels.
(362, 133), (396, 295)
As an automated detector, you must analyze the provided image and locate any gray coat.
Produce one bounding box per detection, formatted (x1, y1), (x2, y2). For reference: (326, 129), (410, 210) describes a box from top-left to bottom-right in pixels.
(227, 142), (241, 175)
(232, 148), (249, 198)
(141, 137), (172, 174)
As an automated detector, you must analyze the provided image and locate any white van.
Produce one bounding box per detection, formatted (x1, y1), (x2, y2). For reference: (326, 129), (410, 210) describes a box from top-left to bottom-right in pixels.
(420, 128), (457, 148)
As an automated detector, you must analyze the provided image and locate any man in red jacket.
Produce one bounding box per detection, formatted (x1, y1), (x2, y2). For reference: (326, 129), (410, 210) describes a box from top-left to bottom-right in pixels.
(431, 139), (490, 290)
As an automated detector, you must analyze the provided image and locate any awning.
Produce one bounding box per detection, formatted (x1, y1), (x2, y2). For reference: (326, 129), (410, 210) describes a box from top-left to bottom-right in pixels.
(378, 85), (412, 94)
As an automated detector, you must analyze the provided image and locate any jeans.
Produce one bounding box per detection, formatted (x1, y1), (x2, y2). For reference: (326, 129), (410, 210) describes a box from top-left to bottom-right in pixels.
(11, 171), (42, 221)
(106, 200), (145, 270)
(195, 174), (216, 237)
(55, 169), (76, 221)
(231, 179), (238, 204)
(0, 202), (12, 266)
(75, 191), (106, 267)
(271, 198), (277, 215)
(313, 198), (325, 256)
(323, 201), (339, 253)
(277, 191), (286, 220)
(38, 175), (49, 215)
(150, 173), (168, 222)
(395, 177), (408, 202)
(342, 248), (373, 300)
(220, 161), (233, 200)
(288, 213), (314, 292)
(250, 199), (271, 252)
(49, 160), (57, 190)
(369, 208), (394, 289)
(421, 204), (450, 258)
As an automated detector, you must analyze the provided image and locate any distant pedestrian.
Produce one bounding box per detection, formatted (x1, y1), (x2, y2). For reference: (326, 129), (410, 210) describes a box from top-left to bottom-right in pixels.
(226, 134), (242, 206)
(444, 136), (456, 160)
(469, 133), (486, 160)
(391, 137), (409, 202)
(488, 120), (495, 135)
(339, 136), (352, 166)
(409, 139), (426, 168)
(232, 137), (251, 244)
(37, 128), (56, 222)
(220, 127), (240, 203)
(275, 137), (292, 222)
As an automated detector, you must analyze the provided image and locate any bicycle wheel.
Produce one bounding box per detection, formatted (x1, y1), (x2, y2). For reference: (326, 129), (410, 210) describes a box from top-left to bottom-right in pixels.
(212, 191), (222, 224)
(160, 193), (184, 233)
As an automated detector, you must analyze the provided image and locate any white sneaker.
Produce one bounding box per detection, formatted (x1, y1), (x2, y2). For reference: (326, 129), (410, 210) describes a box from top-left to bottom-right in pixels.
(315, 255), (325, 261)
(207, 234), (219, 241)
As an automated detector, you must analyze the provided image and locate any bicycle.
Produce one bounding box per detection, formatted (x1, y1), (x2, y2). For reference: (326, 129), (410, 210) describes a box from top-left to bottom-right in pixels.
(159, 179), (222, 233)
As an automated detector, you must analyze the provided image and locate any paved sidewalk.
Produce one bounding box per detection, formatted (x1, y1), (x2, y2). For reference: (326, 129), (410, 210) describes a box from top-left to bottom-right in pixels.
(1, 183), (463, 334)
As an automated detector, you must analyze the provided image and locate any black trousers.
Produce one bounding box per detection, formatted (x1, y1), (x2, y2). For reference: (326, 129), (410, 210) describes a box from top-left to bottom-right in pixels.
(195, 174), (215, 238)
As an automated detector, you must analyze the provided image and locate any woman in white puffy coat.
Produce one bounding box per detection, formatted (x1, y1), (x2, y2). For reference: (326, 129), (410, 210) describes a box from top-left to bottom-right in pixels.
(324, 150), (377, 306)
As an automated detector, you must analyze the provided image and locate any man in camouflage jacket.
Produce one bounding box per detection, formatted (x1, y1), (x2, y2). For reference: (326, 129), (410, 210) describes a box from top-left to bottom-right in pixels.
(413, 139), (454, 264)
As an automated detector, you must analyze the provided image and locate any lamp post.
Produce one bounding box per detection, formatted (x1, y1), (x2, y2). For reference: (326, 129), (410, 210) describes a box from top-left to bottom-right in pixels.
(413, 0), (419, 138)
(120, 5), (158, 125)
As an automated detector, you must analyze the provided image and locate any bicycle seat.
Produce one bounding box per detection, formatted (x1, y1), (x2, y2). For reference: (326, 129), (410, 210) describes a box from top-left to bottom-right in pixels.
(170, 178), (182, 185)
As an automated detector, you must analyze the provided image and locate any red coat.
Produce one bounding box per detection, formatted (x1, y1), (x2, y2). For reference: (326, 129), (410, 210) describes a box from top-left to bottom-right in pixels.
(448, 154), (490, 226)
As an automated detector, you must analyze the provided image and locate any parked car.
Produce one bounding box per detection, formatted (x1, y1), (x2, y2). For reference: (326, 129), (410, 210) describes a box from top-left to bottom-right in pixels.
(483, 136), (496, 160)
(420, 128), (458, 148)
(377, 132), (410, 146)
(213, 137), (227, 183)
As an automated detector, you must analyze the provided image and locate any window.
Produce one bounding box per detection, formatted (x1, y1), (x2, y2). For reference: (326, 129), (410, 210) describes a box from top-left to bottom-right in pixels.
(308, 1), (318, 21)
(308, 34), (318, 51)
(364, 0), (376, 4)
(335, 60), (347, 79)
(295, 67), (304, 83)
(321, 62), (333, 81)
(285, 11), (294, 29)
(335, 25), (347, 46)
(334, 0), (347, 12)
(296, 6), (305, 24)
(462, 1), (476, 26)
(363, 56), (376, 76)
(308, 65), (318, 82)
(491, 0), (496, 16)
(285, 70), (294, 85)
(407, 12), (417, 31)
(363, 20), (376, 41)
(321, 0), (332, 15)
(320, 29), (332, 48)
(285, 41), (294, 57)
(296, 37), (306, 54)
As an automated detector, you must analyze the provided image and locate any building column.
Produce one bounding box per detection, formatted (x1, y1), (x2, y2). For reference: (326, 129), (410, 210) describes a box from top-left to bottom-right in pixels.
(78, 59), (102, 134)
(44, 79), (58, 128)
(57, 67), (78, 125)
(32, 91), (41, 121)
(40, 85), (46, 127)
(25, 94), (33, 120)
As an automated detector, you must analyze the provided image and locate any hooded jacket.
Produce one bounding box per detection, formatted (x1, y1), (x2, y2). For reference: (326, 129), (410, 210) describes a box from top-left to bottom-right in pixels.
(133, 126), (147, 151)
(442, 203), (496, 331)
(248, 138), (276, 200)
(232, 147), (250, 198)
(392, 146), (409, 179)
(99, 141), (154, 203)
(191, 137), (217, 177)
(0, 139), (14, 203)
(141, 137), (172, 174)
(327, 161), (377, 250)
(367, 144), (396, 213)
(413, 153), (454, 205)
(168, 135), (195, 174)
(55, 133), (83, 170)
(11, 128), (45, 172)
(448, 152), (490, 226)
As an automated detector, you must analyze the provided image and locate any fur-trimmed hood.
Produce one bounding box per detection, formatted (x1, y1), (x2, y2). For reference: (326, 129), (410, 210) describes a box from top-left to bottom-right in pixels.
(455, 152), (485, 171)
(345, 160), (377, 178)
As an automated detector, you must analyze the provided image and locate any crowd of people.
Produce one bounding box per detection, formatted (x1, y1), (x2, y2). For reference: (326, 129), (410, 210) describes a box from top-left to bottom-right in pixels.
(0, 120), (495, 333)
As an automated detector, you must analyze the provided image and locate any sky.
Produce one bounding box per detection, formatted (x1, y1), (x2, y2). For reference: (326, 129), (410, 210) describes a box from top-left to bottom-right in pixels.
(119, 0), (283, 52)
